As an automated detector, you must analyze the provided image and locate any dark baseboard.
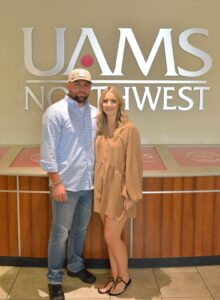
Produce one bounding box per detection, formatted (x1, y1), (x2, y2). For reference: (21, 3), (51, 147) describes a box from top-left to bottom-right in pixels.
(0, 256), (220, 268)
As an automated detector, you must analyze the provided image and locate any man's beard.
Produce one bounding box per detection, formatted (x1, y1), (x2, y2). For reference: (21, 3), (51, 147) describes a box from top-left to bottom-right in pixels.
(73, 95), (88, 103)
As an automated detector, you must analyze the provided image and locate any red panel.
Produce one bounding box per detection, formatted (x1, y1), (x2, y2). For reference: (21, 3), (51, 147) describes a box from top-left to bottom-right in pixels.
(10, 147), (40, 167)
(169, 146), (220, 167)
(142, 146), (166, 170)
(0, 147), (10, 160)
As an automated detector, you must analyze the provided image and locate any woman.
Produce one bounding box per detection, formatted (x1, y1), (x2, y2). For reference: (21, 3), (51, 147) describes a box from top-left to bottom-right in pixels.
(94, 86), (143, 296)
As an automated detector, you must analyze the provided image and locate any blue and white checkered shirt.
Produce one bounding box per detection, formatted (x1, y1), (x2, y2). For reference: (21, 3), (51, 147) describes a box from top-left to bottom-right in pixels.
(40, 95), (98, 192)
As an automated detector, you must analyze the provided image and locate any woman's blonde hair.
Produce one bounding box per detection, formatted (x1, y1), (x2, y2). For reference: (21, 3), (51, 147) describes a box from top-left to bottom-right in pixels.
(96, 86), (129, 137)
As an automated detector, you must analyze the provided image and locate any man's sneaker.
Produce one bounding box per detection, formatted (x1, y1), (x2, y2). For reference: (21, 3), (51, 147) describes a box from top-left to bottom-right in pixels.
(48, 283), (65, 300)
(66, 268), (96, 284)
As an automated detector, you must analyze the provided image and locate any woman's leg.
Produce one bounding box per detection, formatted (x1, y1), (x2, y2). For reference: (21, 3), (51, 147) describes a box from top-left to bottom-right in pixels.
(104, 215), (130, 294)
(98, 217), (118, 293)
(108, 247), (118, 279)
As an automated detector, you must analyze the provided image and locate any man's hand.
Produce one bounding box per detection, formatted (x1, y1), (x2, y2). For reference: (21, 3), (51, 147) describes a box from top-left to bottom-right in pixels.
(52, 183), (68, 202)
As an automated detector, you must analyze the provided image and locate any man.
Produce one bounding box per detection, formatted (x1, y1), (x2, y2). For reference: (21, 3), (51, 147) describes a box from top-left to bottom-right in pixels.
(40, 68), (98, 300)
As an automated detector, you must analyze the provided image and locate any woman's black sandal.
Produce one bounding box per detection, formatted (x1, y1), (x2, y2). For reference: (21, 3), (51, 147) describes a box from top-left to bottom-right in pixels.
(109, 276), (131, 296)
(98, 276), (115, 294)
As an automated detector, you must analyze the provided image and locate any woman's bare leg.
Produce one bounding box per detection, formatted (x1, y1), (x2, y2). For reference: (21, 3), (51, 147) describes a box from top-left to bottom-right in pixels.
(104, 214), (130, 294)
(98, 217), (118, 293)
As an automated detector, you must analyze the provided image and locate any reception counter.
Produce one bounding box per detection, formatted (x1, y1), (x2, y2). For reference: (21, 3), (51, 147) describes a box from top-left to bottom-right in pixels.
(1, 145), (220, 267)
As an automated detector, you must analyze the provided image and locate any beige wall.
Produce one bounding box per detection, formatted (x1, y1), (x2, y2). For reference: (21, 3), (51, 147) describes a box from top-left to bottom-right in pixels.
(0, 0), (219, 145)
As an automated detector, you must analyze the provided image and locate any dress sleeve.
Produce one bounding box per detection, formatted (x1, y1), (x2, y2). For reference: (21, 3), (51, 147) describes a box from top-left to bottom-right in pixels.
(122, 125), (143, 202)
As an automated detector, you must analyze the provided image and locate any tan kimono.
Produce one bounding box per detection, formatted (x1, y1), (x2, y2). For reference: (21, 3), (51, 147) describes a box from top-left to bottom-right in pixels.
(94, 122), (143, 219)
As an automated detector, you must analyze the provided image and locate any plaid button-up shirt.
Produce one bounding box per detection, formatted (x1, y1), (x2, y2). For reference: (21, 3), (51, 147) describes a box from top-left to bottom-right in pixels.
(40, 95), (98, 191)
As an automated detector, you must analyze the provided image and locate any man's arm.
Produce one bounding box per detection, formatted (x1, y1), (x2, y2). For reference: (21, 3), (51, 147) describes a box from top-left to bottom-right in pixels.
(48, 172), (67, 202)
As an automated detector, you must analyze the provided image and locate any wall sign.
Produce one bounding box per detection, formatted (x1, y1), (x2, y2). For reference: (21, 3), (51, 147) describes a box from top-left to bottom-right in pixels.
(23, 27), (212, 112)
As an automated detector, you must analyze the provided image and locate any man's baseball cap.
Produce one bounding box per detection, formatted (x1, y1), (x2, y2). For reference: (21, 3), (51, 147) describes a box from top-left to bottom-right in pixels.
(68, 68), (92, 83)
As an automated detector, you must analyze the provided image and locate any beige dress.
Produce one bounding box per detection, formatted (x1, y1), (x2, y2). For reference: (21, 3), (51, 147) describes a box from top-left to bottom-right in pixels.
(94, 122), (143, 219)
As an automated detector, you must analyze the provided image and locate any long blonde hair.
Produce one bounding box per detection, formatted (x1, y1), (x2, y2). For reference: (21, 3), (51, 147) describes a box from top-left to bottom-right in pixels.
(96, 86), (129, 137)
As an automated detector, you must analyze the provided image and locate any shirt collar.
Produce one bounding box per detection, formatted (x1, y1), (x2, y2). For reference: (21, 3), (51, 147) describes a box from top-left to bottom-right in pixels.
(65, 94), (89, 109)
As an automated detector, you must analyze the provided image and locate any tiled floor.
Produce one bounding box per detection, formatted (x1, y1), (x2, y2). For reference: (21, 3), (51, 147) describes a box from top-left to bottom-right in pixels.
(1, 265), (220, 299)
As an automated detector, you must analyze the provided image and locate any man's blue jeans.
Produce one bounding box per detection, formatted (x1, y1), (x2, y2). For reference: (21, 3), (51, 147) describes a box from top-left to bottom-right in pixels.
(47, 190), (93, 284)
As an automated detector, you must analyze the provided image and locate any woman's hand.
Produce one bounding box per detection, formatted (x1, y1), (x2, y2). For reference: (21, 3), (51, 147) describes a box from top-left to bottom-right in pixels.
(52, 183), (68, 202)
(124, 199), (135, 211)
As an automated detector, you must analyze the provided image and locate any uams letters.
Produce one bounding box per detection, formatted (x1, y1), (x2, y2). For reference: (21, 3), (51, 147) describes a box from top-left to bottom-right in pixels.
(23, 27), (212, 77)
